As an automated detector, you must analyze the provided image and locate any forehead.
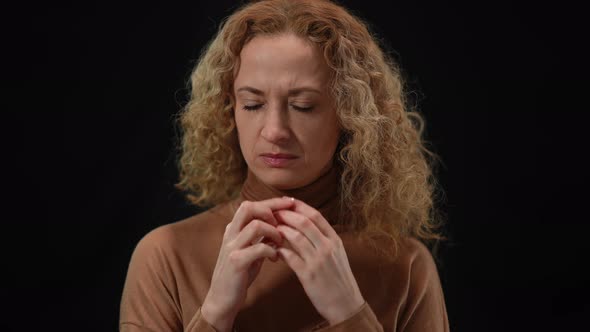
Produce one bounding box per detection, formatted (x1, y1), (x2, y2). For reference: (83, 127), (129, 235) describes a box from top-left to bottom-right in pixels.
(234, 33), (330, 88)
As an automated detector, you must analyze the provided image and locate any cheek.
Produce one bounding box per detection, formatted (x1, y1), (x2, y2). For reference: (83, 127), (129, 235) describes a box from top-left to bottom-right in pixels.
(234, 113), (246, 146)
(235, 112), (257, 157)
(235, 111), (249, 139)
(298, 118), (340, 160)
(320, 127), (340, 155)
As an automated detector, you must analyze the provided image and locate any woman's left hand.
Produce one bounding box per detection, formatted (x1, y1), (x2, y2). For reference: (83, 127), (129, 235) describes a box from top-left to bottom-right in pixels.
(273, 197), (365, 326)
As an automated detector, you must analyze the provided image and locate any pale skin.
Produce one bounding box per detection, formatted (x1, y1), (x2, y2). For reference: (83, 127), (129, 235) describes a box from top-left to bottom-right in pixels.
(201, 33), (365, 332)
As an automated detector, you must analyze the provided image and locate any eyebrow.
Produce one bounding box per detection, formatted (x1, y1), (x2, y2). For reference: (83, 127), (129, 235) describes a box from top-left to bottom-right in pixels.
(236, 86), (322, 96)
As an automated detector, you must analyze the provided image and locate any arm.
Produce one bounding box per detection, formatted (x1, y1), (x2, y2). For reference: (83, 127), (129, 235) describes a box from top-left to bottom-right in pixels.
(311, 302), (383, 331)
(119, 226), (217, 332)
(396, 240), (450, 332)
(315, 239), (450, 332)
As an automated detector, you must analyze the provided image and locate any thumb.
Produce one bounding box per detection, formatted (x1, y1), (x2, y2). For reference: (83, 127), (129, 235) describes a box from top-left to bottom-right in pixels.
(247, 258), (264, 285)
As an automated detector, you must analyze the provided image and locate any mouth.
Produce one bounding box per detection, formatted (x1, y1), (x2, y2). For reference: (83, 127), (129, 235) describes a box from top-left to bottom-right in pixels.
(260, 153), (298, 168)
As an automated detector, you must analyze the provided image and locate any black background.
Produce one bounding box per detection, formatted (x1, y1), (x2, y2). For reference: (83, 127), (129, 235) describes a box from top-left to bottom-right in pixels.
(4, 0), (587, 331)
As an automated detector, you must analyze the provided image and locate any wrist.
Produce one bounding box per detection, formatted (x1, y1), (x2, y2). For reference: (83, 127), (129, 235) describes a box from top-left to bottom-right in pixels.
(326, 298), (366, 326)
(201, 299), (236, 332)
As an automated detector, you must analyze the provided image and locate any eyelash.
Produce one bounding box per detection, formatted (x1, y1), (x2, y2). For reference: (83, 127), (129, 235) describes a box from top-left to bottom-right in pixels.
(242, 104), (313, 112)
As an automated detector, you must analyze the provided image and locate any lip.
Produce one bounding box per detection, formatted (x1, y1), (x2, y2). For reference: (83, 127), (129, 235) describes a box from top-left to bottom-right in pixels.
(260, 153), (298, 168)
(260, 153), (298, 159)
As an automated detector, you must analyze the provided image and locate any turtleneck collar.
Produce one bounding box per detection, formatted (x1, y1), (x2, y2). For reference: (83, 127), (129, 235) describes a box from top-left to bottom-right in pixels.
(238, 164), (346, 228)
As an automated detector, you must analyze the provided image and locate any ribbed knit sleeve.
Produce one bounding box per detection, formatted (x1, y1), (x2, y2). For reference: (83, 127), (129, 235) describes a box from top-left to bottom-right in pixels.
(396, 240), (450, 332)
(119, 227), (217, 332)
(314, 239), (449, 332)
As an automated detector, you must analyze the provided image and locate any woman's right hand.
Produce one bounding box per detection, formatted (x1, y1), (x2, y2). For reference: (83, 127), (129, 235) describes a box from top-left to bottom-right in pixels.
(201, 197), (294, 332)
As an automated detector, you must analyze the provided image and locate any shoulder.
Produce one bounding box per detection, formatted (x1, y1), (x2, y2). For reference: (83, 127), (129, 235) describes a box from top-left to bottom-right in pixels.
(345, 234), (440, 283)
(401, 237), (437, 266)
(354, 235), (440, 285)
(393, 237), (446, 311)
(395, 237), (440, 281)
(354, 235), (435, 266)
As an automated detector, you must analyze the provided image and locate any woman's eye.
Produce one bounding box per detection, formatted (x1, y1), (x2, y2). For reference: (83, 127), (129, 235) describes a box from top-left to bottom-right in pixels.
(292, 105), (313, 112)
(243, 104), (263, 111)
(242, 104), (313, 112)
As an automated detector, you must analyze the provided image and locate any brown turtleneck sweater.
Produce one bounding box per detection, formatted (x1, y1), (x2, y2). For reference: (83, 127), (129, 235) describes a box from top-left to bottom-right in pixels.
(119, 166), (450, 331)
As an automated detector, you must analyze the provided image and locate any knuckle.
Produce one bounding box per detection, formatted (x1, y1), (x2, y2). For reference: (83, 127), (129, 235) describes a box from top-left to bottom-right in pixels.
(309, 210), (322, 221)
(255, 242), (267, 252)
(251, 219), (264, 232)
(293, 231), (305, 242)
(255, 243), (270, 255)
(225, 239), (236, 249)
(264, 209), (275, 222)
(221, 232), (235, 246)
(319, 246), (333, 260)
(240, 200), (251, 210)
(228, 250), (241, 264)
(223, 224), (232, 236)
(301, 268), (315, 282)
(300, 217), (312, 228)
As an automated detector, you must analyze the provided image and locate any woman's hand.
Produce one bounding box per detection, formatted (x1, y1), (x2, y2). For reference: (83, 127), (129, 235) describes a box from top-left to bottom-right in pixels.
(274, 198), (366, 326)
(201, 197), (294, 332)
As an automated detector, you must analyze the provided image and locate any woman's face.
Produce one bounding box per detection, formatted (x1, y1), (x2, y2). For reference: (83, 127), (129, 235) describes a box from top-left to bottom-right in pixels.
(233, 33), (340, 190)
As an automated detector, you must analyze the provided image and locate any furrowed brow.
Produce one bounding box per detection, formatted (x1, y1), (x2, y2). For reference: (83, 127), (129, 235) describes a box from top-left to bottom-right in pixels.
(236, 86), (264, 95)
(236, 86), (321, 96)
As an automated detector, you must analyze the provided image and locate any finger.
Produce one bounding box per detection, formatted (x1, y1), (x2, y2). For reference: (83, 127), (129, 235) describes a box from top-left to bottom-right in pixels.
(274, 209), (326, 249)
(284, 197), (339, 240)
(277, 224), (315, 261)
(277, 246), (305, 273)
(229, 243), (278, 270)
(227, 198), (295, 238)
(248, 257), (264, 282)
(269, 253), (279, 262)
(233, 219), (283, 249)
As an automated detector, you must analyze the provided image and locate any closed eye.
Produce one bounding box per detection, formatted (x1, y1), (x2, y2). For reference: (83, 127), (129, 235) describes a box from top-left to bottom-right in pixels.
(241, 104), (314, 112)
(243, 104), (263, 111)
(292, 105), (313, 112)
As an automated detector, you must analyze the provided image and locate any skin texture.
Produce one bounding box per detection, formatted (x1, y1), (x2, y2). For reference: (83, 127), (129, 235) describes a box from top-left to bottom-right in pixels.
(233, 33), (341, 190)
(202, 198), (294, 332)
(274, 198), (366, 325)
(201, 34), (364, 331)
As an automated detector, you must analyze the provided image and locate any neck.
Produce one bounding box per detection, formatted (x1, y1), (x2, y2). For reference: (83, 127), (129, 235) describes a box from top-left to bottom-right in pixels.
(238, 164), (345, 227)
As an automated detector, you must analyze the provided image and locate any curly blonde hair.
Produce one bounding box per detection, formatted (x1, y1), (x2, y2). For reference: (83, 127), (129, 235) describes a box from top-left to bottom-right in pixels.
(175, 0), (447, 259)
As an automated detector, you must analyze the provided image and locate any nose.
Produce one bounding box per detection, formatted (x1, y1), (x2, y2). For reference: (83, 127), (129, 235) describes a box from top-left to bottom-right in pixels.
(260, 105), (291, 144)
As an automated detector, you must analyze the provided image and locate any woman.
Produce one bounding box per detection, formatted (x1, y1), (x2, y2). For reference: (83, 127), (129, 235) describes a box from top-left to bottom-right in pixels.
(120, 0), (449, 331)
